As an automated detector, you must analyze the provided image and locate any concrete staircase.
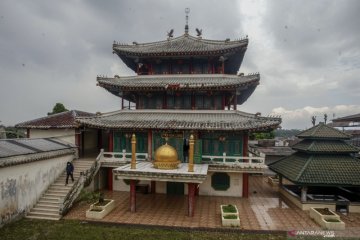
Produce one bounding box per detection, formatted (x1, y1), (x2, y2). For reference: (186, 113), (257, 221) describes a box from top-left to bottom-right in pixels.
(26, 159), (94, 220)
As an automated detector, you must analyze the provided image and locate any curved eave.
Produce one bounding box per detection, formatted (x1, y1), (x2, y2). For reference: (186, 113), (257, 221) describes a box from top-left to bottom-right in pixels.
(97, 75), (259, 90)
(76, 110), (281, 132)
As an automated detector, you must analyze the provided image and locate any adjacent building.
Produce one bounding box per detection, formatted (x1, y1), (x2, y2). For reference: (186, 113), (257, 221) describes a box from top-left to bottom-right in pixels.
(269, 123), (360, 213)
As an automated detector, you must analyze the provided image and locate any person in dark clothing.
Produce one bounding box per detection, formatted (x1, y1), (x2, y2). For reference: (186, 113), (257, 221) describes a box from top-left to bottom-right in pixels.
(65, 161), (74, 185)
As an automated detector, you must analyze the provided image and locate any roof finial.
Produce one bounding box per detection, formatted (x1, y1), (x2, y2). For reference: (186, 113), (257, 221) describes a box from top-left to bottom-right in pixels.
(185, 8), (190, 35)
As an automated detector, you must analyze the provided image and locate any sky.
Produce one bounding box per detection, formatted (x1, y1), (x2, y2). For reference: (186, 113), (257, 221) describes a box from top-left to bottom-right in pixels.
(0, 0), (359, 129)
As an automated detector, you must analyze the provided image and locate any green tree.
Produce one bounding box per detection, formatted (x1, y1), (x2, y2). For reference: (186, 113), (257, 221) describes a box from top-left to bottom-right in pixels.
(250, 131), (275, 140)
(48, 103), (68, 115)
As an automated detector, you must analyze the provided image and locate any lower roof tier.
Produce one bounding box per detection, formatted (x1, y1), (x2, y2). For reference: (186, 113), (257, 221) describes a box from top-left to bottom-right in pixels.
(76, 110), (281, 132)
(269, 152), (360, 186)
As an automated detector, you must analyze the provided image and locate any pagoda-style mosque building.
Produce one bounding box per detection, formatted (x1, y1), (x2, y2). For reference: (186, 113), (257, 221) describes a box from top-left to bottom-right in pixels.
(77, 13), (281, 216)
(270, 123), (360, 213)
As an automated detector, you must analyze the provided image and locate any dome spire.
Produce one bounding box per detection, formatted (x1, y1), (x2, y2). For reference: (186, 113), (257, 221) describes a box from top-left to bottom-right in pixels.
(185, 8), (190, 35)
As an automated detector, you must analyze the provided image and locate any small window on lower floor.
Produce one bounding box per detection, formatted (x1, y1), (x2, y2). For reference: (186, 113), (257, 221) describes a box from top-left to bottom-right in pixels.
(211, 172), (230, 191)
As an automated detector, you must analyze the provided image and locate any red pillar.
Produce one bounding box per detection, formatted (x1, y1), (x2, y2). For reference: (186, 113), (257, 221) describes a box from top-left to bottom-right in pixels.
(27, 129), (30, 138)
(242, 133), (249, 198)
(151, 181), (156, 194)
(108, 168), (113, 191)
(234, 92), (237, 110)
(188, 183), (196, 217)
(130, 180), (136, 212)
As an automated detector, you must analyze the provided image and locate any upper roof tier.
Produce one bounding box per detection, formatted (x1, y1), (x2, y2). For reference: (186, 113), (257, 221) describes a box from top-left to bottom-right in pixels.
(297, 122), (351, 140)
(113, 34), (248, 74)
(97, 73), (259, 105)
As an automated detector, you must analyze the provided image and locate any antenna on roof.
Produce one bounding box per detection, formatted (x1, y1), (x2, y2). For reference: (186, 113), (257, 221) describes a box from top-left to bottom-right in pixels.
(185, 8), (190, 35)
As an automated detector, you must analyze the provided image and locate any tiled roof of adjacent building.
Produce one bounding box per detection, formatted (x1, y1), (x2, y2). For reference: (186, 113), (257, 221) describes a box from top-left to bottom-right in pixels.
(0, 138), (76, 167)
(269, 122), (360, 186)
(332, 113), (360, 122)
(269, 153), (360, 186)
(297, 122), (351, 139)
(16, 110), (94, 129)
(113, 34), (248, 57)
(76, 110), (281, 132)
(292, 139), (359, 153)
(97, 74), (259, 91)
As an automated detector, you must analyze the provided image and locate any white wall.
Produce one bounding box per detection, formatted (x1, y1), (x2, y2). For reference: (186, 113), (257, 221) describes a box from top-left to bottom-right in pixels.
(199, 172), (243, 197)
(30, 129), (75, 144)
(0, 154), (74, 226)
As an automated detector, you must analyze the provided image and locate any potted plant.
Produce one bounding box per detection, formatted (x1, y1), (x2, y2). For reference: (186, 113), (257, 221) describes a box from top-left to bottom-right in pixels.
(85, 193), (115, 219)
(220, 204), (240, 227)
(309, 208), (345, 230)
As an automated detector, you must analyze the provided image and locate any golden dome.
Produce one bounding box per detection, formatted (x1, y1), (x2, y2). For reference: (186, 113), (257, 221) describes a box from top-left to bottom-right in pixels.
(153, 143), (180, 169)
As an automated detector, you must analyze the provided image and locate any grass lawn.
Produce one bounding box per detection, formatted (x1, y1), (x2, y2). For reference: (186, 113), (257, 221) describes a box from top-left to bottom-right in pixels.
(0, 219), (286, 240)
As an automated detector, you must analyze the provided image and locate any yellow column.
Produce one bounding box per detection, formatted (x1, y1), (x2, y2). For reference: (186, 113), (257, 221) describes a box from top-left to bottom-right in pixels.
(131, 134), (136, 169)
(188, 134), (195, 172)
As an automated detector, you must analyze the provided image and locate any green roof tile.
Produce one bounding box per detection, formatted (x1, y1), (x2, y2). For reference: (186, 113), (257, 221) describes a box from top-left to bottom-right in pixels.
(292, 139), (359, 153)
(297, 122), (351, 139)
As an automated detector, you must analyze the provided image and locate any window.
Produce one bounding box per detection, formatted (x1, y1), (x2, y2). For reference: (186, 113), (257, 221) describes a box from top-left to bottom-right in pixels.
(211, 172), (230, 191)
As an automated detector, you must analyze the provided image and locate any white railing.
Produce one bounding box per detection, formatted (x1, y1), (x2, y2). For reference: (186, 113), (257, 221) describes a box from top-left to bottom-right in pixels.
(97, 149), (148, 164)
(202, 152), (266, 168)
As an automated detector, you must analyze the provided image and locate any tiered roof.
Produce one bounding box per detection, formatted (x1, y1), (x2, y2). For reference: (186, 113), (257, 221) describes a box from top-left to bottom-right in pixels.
(269, 123), (360, 186)
(16, 110), (94, 129)
(97, 74), (259, 105)
(76, 110), (281, 132)
(113, 34), (248, 74)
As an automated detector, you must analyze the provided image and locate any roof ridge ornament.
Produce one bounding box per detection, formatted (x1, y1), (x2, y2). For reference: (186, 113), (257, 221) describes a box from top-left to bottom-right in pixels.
(185, 8), (190, 35)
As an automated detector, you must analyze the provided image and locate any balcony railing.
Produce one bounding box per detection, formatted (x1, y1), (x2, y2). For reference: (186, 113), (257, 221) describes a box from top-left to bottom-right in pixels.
(202, 152), (266, 169)
(97, 149), (148, 164)
(97, 149), (265, 169)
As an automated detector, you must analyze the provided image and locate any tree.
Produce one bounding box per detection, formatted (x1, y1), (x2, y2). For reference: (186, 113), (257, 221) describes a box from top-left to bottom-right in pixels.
(48, 103), (68, 115)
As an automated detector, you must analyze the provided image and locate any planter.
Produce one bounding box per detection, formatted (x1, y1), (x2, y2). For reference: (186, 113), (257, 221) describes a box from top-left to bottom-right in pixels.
(220, 205), (239, 216)
(321, 218), (345, 230)
(221, 214), (240, 227)
(267, 176), (279, 186)
(309, 207), (345, 230)
(86, 199), (115, 219)
(220, 205), (240, 227)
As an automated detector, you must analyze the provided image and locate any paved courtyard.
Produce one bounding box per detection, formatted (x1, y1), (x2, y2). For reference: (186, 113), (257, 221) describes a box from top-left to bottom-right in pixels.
(65, 176), (360, 238)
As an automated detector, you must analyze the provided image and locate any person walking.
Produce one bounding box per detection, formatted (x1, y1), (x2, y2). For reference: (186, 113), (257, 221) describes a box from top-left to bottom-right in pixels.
(65, 161), (74, 185)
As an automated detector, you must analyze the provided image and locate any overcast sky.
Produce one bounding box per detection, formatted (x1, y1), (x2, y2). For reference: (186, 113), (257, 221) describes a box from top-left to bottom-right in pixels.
(0, 0), (359, 129)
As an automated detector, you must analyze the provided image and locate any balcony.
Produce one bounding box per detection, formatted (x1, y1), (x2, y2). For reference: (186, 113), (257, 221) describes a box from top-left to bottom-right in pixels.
(96, 150), (266, 173)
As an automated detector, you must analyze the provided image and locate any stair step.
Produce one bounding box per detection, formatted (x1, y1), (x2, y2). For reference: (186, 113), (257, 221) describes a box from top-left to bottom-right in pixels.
(28, 211), (61, 217)
(44, 193), (67, 198)
(32, 207), (59, 213)
(47, 190), (69, 194)
(41, 196), (62, 201)
(36, 203), (60, 209)
(25, 215), (61, 220)
(38, 199), (61, 204)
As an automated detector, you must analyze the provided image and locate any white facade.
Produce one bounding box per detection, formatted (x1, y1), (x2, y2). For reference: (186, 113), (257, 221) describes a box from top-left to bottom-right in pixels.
(0, 154), (74, 226)
(29, 129), (75, 144)
(199, 172), (243, 197)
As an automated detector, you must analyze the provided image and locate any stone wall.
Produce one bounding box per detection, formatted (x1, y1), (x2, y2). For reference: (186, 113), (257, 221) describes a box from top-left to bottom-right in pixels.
(0, 154), (74, 226)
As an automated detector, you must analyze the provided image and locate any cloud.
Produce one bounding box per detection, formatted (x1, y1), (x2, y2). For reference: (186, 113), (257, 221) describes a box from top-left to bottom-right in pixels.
(0, 0), (359, 130)
(271, 105), (360, 129)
